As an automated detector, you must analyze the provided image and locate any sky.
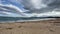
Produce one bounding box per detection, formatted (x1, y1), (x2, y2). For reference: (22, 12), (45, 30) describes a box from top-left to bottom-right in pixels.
(0, 0), (26, 17)
(0, 0), (60, 17)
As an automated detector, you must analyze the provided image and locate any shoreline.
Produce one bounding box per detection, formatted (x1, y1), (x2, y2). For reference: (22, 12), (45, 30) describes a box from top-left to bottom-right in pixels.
(0, 18), (58, 23)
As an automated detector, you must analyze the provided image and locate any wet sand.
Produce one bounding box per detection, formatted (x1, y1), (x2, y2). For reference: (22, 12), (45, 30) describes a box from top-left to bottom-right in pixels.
(0, 18), (60, 34)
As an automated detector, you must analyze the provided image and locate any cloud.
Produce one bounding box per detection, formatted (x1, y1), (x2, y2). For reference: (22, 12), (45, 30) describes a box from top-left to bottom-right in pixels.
(0, 0), (60, 18)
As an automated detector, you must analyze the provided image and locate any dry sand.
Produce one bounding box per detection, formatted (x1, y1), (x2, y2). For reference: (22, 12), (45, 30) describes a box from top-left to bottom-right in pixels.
(0, 18), (60, 34)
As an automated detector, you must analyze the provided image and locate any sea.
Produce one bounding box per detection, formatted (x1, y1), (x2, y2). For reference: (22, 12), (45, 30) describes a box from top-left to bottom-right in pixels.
(0, 16), (59, 22)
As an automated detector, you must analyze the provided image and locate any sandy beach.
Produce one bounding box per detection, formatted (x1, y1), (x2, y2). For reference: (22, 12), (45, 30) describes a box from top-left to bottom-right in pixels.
(0, 18), (60, 34)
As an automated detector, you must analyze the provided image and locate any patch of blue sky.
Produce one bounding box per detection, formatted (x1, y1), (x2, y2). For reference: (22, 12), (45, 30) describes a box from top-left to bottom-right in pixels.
(0, 0), (24, 10)
(0, 0), (27, 17)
